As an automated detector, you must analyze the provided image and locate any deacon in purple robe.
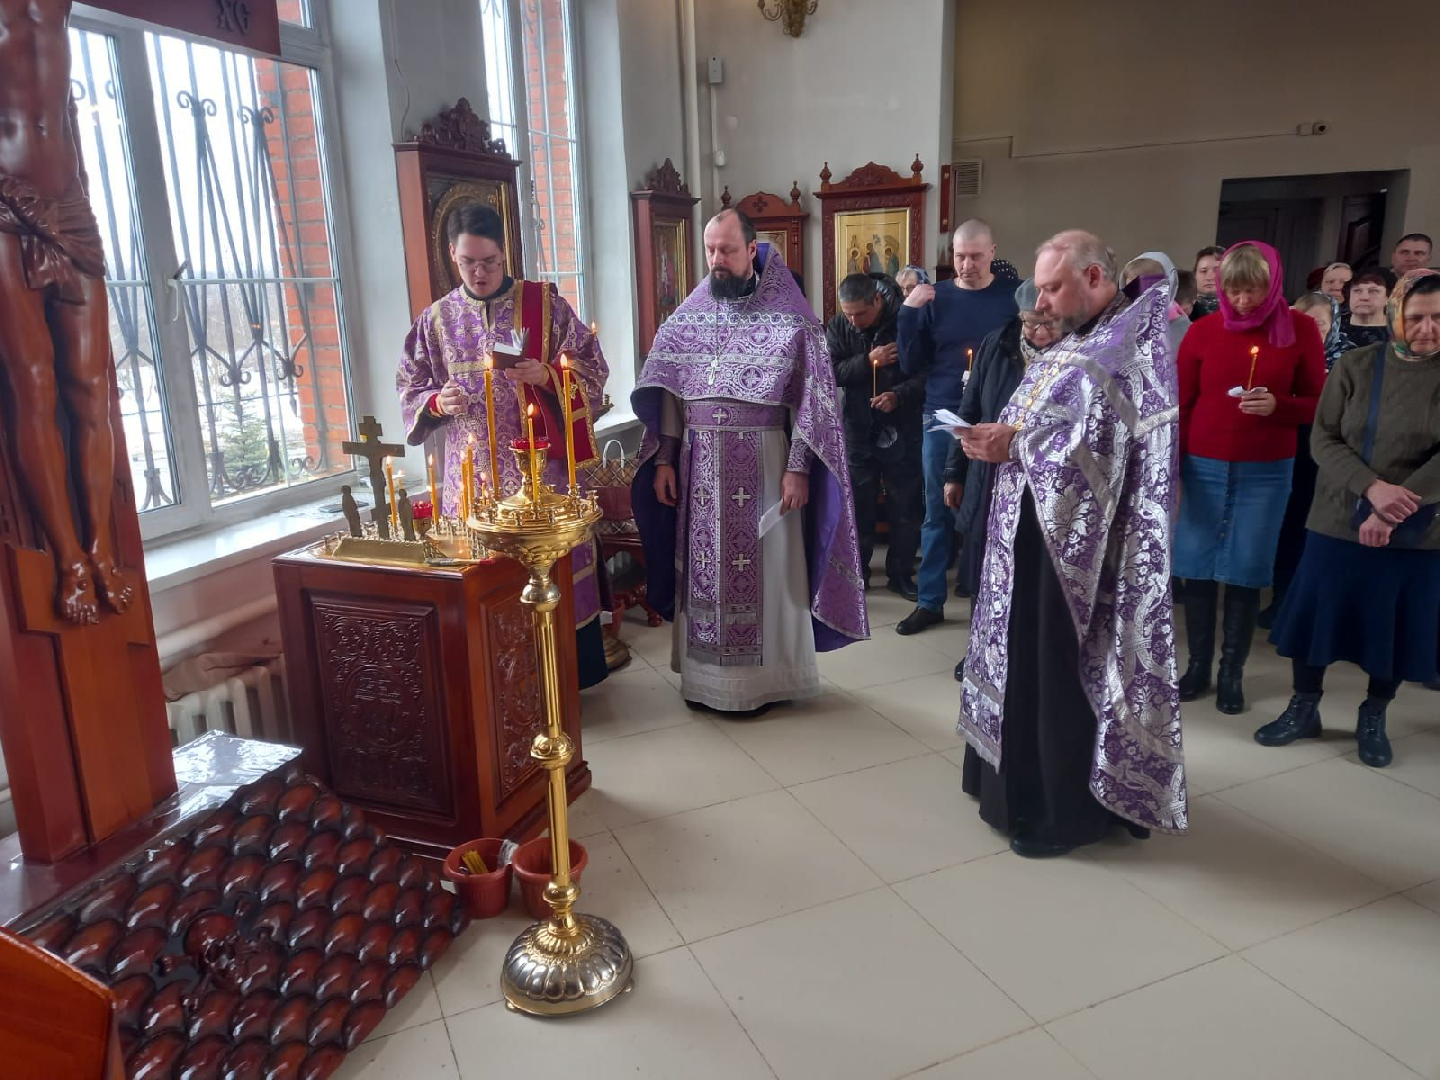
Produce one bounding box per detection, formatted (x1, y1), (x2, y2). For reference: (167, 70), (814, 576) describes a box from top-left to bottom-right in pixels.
(957, 230), (1187, 857)
(632, 209), (869, 714)
(395, 205), (610, 688)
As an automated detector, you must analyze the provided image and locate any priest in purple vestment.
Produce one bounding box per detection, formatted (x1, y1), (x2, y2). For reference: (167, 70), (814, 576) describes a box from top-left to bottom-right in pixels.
(395, 205), (610, 688)
(632, 209), (869, 715)
(958, 230), (1187, 857)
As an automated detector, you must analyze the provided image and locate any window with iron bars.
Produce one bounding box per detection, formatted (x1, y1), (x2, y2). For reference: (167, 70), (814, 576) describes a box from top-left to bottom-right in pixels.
(479, 0), (590, 321)
(68, 0), (356, 541)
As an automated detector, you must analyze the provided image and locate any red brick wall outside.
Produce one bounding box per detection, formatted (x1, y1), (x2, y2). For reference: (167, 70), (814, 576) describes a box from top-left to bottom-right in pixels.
(254, 58), (351, 473)
(520, 0), (583, 316)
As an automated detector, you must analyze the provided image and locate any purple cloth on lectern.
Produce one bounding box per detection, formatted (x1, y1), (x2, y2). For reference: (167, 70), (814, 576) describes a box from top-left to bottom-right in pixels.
(959, 281), (1188, 834)
(631, 245), (869, 652)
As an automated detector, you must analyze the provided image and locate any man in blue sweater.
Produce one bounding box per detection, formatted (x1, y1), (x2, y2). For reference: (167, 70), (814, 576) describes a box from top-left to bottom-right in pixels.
(894, 220), (1018, 634)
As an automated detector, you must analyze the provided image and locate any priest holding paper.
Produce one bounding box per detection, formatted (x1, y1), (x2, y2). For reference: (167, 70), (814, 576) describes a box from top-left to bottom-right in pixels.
(632, 209), (870, 715)
(396, 205), (610, 687)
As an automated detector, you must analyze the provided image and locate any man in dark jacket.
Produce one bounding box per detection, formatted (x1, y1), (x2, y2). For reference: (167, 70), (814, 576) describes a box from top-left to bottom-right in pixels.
(828, 272), (924, 599)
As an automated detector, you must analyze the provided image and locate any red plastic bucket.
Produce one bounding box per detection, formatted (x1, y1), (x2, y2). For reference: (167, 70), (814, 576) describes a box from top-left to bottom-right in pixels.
(442, 838), (512, 918)
(511, 837), (588, 920)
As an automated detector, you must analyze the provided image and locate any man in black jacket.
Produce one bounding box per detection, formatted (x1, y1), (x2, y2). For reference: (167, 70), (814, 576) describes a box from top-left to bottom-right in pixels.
(828, 273), (925, 599)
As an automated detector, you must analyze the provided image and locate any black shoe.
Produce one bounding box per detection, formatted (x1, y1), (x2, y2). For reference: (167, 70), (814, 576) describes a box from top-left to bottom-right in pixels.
(1178, 660), (1212, 702)
(1010, 834), (1073, 859)
(1216, 663), (1246, 715)
(954, 659), (965, 683)
(886, 576), (919, 602)
(895, 606), (944, 635)
(1254, 695), (1322, 746)
(1356, 699), (1393, 768)
(1256, 601), (1280, 631)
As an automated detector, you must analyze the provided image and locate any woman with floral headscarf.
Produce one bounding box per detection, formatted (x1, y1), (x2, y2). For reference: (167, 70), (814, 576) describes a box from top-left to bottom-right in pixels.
(1260, 293), (1358, 627)
(1173, 242), (1327, 714)
(1258, 270), (1440, 766)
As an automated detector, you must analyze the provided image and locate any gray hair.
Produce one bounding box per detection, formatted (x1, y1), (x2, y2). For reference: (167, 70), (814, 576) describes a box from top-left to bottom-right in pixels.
(1038, 229), (1118, 283)
(895, 264), (929, 285)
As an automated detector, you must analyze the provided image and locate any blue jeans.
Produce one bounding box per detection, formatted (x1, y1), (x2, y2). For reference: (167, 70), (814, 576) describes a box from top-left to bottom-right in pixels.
(917, 412), (955, 613)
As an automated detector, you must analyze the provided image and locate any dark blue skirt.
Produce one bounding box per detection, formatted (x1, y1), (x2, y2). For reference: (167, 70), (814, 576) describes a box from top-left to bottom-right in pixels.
(1270, 531), (1440, 682)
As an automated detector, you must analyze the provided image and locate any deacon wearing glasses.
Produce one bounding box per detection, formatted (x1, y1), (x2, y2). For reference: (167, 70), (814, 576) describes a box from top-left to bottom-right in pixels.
(396, 204), (611, 687)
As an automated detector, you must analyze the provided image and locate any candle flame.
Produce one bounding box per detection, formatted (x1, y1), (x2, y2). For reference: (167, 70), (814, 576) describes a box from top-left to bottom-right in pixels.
(485, 354), (494, 370)
(528, 403), (536, 417)
(1250, 346), (1259, 357)
(561, 354), (570, 370)
(469, 433), (476, 444)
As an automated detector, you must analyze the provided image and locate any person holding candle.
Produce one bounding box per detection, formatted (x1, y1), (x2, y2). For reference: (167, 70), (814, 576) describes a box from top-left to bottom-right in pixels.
(1173, 241), (1327, 714)
(396, 205), (611, 688)
(826, 271), (924, 599)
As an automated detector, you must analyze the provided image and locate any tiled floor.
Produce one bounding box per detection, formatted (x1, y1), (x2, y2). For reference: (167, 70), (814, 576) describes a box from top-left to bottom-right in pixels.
(338, 571), (1440, 1080)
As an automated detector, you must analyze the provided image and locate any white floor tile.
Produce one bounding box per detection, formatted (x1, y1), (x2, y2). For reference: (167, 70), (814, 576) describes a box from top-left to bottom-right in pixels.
(1216, 756), (1440, 890)
(852, 670), (967, 751)
(897, 852), (1225, 1022)
(692, 890), (1029, 1080)
(1048, 956), (1417, 1080)
(445, 947), (773, 1079)
(1177, 706), (1346, 796)
(791, 755), (1007, 882)
(816, 630), (953, 691)
(334, 1019), (459, 1079)
(363, 969), (443, 1042)
(907, 1028), (1093, 1079)
(1084, 795), (1388, 950)
(1353, 729), (1440, 798)
(1245, 896), (1440, 1078)
(580, 663), (694, 744)
(431, 911), (535, 1018)
(713, 694), (928, 786)
(579, 721), (780, 830)
(616, 789), (881, 942)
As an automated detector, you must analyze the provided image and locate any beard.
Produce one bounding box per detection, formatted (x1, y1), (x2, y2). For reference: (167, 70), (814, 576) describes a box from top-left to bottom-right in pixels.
(709, 268), (752, 301)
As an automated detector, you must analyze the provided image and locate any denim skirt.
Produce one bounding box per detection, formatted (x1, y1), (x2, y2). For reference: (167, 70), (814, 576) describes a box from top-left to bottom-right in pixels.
(1173, 455), (1294, 589)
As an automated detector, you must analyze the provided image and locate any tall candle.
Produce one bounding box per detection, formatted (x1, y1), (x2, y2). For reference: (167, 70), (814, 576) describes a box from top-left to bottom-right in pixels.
(483, 355), (500, 497)
(871, 355), (878, 398)
(1246, 345), (1259, 391)
(561, 354), (577, 491)
(385, 458), (398, 531)
(525, 404), (540, 495)
(426, 453), (437, 508)
(465, 437), (476, 520)
(966, 347), (974, 371)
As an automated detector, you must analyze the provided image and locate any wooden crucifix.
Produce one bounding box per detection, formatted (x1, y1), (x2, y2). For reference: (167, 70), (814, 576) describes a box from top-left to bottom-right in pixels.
(341, 416), (404, 539)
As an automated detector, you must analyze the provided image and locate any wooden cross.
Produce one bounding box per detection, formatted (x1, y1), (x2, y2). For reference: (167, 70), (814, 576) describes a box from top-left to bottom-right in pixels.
(341, 416), (404, 539)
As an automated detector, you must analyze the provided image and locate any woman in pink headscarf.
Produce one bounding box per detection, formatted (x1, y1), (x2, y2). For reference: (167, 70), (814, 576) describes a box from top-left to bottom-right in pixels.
(1173, 242), (1327, 714)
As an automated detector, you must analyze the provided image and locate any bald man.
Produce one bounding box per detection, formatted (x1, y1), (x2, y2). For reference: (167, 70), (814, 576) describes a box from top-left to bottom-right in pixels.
(895, 219), (1019, 633)
(957, 230), (1187, 856)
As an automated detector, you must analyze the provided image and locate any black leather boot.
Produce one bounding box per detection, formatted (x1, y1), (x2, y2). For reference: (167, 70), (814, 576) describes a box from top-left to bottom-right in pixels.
(1178, 579), (1217, 702)
(1355, 698), (1393, 768)
(1216, 586), (1259, 715)
(1254, 694), (1323, 745)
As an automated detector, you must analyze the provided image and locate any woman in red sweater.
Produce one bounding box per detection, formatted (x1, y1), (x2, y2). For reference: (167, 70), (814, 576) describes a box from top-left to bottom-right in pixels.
(1174, 242), (1326, 714)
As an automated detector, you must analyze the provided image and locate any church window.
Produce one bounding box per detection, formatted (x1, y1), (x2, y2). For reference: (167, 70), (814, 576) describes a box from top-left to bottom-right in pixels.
(66, 9), (355, 540)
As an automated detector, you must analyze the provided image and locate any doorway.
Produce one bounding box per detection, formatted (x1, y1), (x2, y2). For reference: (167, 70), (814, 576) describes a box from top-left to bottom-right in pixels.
(1216, 170), (1407, 296)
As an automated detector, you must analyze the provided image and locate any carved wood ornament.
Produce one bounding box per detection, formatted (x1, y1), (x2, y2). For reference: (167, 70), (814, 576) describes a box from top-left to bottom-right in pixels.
(720, 182), (809, 281)
(815, 156), (930, 322)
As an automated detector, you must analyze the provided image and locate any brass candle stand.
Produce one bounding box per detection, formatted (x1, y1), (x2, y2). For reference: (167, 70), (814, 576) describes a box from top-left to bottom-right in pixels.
(469, 445), (633, 1017)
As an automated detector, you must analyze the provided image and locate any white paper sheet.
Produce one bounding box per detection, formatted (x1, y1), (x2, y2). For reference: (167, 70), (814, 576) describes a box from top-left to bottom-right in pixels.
(928, 408), (974, 438)
(758, 501), (785, 538)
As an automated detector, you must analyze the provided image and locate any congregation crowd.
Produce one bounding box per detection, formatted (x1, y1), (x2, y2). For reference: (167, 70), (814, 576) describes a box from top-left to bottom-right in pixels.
(826, 224), (1440, 773)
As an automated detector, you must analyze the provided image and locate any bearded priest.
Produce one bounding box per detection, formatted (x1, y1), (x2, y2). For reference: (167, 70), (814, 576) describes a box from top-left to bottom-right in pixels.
(631, 209), (869, 716)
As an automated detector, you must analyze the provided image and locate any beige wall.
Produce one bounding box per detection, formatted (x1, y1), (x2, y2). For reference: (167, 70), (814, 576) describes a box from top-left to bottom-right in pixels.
(953, 0), (1439, 276)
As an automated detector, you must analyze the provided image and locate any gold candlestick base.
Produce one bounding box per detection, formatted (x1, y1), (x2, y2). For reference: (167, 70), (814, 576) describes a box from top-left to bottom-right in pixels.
(471, 447), (633, 1018)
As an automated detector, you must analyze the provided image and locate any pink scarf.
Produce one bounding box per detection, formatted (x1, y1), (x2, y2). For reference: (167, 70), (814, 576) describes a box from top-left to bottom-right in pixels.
(1217, 241), (1295, 349)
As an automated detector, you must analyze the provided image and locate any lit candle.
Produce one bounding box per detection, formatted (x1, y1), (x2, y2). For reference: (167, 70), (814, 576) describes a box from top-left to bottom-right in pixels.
(525, 403), (540, 495)
(426, 453), (437, 508)
(966, 347), (974, 371)
(872, 355), (878, 398)
(385, 458), (398, 531)
(483, 355), (500, 497)
(1246, 345), (1259, 391)
(589, 321), (599, 340)
(465, 436), (476, 520)
(561, 354), (577, 492)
